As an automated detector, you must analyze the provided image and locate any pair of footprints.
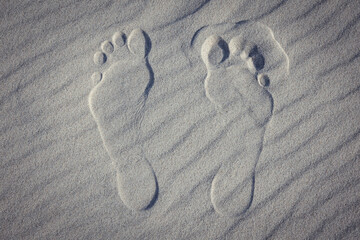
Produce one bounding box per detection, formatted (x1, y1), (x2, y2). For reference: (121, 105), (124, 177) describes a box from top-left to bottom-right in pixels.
(89, 25), (283, 216)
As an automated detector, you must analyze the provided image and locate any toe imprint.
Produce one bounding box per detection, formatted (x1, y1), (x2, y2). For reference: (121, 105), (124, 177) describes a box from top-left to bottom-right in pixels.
(228, 35), (246, 56)
(101, 40), (114, 54)
(257, 73), (270, 87)
(201, 35), (229, 67)
(93, 51), (106, 65)
(247, 52), (265, 73)
(128, 28), (151, 58)
(91, 72), (102, 86)
(112, 31), (126, 47)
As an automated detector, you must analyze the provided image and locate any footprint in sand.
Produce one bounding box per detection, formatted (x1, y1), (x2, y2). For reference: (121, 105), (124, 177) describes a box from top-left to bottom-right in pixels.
(89, 29), (157, 211)
(191, 21), (289, 217)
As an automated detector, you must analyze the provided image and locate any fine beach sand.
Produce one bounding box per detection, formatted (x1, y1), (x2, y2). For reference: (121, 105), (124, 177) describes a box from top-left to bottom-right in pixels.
(1, 0), (360, 239)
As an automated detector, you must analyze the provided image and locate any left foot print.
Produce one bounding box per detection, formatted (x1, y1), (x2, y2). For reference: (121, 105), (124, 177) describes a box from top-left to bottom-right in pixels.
(89, 28), (157, 211)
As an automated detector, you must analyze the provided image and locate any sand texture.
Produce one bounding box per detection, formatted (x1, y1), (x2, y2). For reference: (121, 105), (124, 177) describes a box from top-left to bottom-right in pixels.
(1, 0), (360, 239)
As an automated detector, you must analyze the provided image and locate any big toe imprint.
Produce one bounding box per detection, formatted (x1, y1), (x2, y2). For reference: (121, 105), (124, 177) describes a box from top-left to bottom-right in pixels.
(191, 21), (289, 217)
(89, 28), (157, 211)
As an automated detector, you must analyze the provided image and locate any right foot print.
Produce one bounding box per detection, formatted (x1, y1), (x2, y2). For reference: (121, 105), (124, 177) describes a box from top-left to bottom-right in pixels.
(89, 29), (157, 211)
(191, 21), (289, 217)
(203, 35), (272, 217)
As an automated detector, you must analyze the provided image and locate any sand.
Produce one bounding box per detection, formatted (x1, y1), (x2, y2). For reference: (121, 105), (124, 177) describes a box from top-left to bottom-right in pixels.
(1, 0), (360, 239)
